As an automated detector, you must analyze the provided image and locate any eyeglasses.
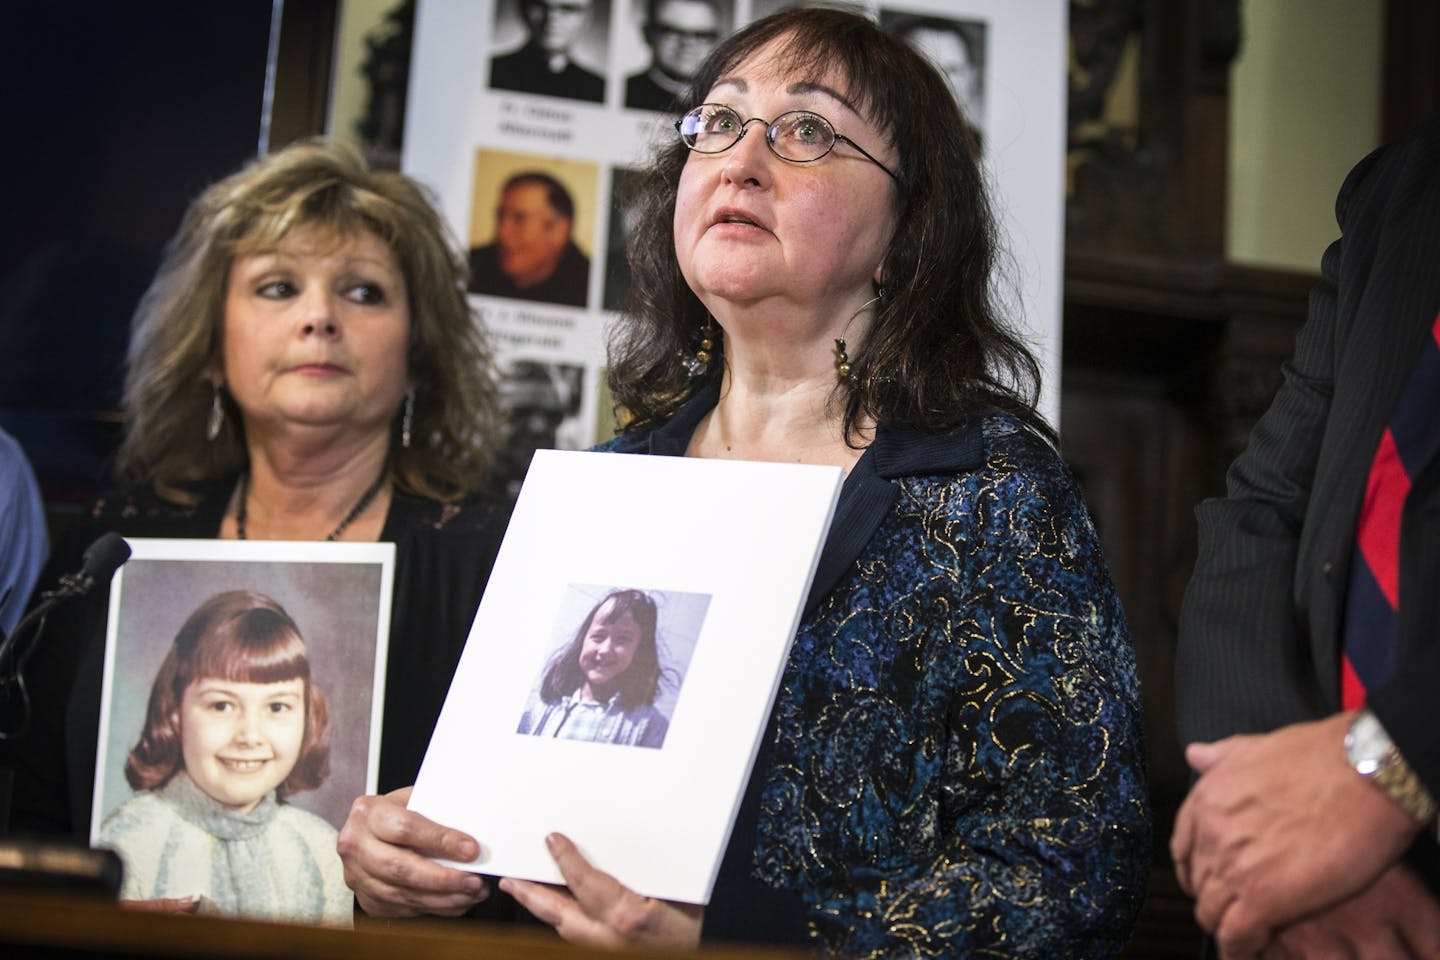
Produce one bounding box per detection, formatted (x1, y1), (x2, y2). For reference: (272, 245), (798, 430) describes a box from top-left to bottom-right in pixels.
(675, 103), (902, 186)
(527, 1), (590, 15)
(653, 25), (719, 43)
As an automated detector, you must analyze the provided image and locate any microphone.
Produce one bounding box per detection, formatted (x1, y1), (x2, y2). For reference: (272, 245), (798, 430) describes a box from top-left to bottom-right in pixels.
(0, 533), (131, 740)
(59, 533), (133, 600)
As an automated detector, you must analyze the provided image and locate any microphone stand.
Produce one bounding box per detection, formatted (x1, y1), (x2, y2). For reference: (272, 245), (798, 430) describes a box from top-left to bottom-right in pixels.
(0, 532), (132, 741)
(0, 534), (129, 890)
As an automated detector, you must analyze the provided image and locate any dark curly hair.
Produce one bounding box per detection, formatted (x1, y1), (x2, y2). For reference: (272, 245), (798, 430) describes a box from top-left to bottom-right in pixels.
(608, 6), (1053, 445)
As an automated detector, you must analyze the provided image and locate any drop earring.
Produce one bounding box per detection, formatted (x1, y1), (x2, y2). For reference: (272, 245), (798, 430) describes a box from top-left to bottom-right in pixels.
(401, 389), (414, 449)
(681, 316), (719, 378)
(206, 382), (225, 441)
(834, 338), (852, 382)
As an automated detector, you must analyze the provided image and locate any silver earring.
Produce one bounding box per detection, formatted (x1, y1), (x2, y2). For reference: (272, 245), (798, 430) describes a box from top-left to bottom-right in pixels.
(401, 389), (414, 449)
(206, 383), (224, 441)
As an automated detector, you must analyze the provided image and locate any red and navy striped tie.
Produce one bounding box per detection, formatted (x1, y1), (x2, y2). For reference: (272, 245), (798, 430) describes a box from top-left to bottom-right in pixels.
(1340, 311), (1440, 709)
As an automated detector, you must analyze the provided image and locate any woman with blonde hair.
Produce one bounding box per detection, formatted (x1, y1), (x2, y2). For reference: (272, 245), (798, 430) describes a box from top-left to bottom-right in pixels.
(1, 140), (510, 862)
(120, 137), (500, 506)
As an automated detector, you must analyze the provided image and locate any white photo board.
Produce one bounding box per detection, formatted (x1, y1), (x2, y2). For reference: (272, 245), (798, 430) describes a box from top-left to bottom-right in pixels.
(410, 450), (842, 903)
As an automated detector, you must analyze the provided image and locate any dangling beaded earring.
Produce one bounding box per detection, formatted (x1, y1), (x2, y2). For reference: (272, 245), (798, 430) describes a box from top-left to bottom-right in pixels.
(833, 284), (882, 384)
(834, 338), (853, 382)
(206, 382), (225, 441)
(400, 389), (415, 449)
(681, 316), (719, 378)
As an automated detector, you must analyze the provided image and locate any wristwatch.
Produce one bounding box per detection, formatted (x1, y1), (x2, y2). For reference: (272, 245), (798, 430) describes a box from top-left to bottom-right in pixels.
(1345, 708), (1439, 825)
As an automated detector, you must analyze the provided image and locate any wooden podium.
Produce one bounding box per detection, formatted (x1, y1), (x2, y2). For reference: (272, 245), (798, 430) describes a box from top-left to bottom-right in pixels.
(0, 889), (810, 960)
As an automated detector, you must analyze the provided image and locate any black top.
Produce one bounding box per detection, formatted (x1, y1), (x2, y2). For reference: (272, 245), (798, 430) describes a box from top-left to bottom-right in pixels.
(489, 42), (604, 104)
(624, 70), (686, 114)
(468, 242), (590, 308)
(0, 477), (509, 841)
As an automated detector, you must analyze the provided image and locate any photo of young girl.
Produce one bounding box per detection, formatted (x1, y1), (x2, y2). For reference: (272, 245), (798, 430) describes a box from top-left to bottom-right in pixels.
(97, 590), (353, 925)
(517, 587), (696, 749)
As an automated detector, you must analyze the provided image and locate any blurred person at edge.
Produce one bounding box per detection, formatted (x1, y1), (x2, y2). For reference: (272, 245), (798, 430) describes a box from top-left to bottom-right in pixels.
(0, 427), (47, 637)
(1172, 115), (1440, 957)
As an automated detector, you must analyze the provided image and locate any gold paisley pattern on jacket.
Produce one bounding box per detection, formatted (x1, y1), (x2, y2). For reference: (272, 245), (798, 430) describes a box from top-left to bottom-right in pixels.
(752, 418), (1149, 958)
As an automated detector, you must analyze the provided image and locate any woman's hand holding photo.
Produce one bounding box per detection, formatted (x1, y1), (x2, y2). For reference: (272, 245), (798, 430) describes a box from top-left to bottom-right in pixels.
(337, 786), (490, 918)
(500, 833), (703, 950)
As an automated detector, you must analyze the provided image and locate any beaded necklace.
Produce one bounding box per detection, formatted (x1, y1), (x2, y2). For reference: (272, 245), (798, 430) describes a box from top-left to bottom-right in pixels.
(233, 470), (386, 541)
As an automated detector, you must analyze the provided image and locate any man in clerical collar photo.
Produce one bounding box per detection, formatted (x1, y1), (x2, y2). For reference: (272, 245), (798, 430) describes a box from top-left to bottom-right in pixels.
(624, 0), (727, 113)
(490, 0), (607, 104)
(886, 11), (988, 146)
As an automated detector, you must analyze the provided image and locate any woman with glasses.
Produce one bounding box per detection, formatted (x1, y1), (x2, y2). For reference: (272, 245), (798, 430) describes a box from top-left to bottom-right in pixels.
(339, 8), (1148, 956)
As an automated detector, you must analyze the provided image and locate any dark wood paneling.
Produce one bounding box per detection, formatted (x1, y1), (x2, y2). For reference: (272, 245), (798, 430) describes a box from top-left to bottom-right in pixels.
(1383, 0), (1440, 142)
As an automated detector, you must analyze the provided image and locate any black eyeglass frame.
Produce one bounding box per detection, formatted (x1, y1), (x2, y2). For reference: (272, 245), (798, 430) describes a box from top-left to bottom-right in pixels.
(675, 103), (903, 187)
(650, 25), (720, 44)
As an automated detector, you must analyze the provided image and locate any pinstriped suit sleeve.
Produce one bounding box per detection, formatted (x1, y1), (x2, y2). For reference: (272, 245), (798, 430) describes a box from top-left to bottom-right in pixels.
(1174, 146), (1385, 747)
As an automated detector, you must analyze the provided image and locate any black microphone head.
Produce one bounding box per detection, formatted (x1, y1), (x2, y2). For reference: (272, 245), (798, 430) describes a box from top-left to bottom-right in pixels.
(79, 533), (131, 584)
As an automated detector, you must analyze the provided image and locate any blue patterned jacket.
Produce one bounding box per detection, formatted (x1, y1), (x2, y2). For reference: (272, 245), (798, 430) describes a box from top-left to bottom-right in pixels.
(601, 387), (1150, 958)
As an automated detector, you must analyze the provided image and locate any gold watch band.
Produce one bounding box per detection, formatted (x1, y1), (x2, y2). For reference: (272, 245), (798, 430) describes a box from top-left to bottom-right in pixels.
(1348, 709), (1439, 824)
(1374, 752), (1439, 824)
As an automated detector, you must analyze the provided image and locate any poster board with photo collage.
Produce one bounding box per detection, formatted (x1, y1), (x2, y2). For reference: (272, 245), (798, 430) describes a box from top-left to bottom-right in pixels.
(403, 0), (1069, 489)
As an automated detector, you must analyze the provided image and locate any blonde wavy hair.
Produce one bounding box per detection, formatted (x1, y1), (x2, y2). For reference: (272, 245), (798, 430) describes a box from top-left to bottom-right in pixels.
(117, 138), (500, 503)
